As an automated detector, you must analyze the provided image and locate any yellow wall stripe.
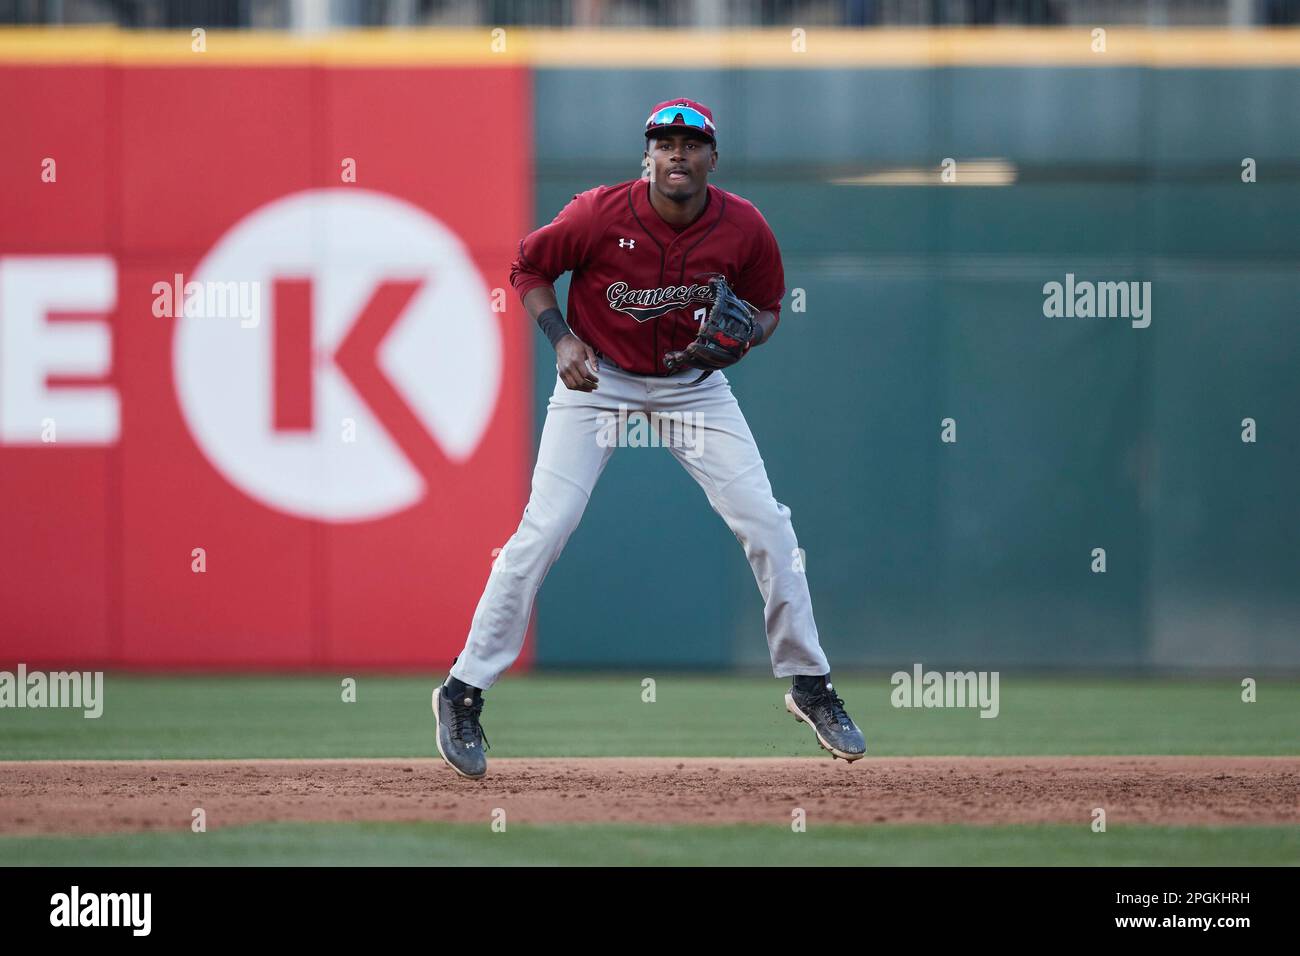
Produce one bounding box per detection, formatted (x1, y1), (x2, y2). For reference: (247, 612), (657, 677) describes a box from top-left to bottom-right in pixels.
(2, 26), (1299, 68)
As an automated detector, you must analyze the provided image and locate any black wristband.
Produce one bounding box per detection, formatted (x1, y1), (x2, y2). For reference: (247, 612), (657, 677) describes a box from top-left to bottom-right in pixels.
(536, 307), (573, 349)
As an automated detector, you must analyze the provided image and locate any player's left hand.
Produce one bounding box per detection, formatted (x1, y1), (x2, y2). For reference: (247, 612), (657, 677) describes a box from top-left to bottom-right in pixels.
(663, 275), (760, 385)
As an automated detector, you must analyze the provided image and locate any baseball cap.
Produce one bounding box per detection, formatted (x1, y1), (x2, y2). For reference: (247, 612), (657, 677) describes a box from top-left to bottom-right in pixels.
(645, 98), (716, 146)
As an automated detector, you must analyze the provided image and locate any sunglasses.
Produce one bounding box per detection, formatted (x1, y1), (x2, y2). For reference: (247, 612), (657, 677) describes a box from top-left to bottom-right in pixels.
(645, 105), (716, 136)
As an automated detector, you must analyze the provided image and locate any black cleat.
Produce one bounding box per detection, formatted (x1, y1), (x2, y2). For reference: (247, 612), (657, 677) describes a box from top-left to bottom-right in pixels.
(786, 677), (866, 761)
(433, 683), (490, 779)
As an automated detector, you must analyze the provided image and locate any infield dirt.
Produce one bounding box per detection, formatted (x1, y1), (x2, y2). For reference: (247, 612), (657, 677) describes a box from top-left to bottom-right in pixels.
(1, 756), (1296, 835)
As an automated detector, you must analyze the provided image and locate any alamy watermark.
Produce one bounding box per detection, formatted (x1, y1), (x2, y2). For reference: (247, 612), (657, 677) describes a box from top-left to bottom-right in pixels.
(50, 886), (150, 936)
(890, 663), (999, 718)
(0, 664), (103, 718)
(1042, 273), (1151, 328)
(596, 404), (704, 460)
(152, 272), (261, 328)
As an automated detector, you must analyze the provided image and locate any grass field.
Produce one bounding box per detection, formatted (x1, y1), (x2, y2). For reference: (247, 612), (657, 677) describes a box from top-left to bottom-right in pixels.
(5, 822), (1298, 867)
(2, 673), (1297, 866)
(2, 672), (1295, 759)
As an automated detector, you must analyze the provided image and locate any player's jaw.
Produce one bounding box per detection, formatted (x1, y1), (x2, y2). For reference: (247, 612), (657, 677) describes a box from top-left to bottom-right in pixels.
(654, 159), (706, 201)
(648, 138), (712, 201)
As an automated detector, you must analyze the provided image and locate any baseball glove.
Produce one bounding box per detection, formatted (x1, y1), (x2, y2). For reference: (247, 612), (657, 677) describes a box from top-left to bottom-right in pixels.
(663, 274), (761, 386)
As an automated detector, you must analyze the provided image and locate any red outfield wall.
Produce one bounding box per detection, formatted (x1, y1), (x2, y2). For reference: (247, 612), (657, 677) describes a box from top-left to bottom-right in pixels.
(0, 61), (533, 669)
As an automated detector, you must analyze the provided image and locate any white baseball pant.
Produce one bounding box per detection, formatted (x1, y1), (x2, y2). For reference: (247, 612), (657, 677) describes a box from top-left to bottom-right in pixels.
(449, 358), (831, 690)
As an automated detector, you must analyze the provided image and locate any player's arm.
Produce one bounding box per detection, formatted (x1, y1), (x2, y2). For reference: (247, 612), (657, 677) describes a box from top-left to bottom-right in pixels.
(510, 191), (601, 392)
(734, 213), (785, 349)
(523, 286), (599, 393)
(749, 309), (777, 349)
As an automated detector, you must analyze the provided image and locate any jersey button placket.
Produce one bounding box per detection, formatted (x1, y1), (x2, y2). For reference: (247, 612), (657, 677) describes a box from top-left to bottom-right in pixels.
(662, 241), (683, 375)
(667, 241), (682, 273)
(670, 245), (684, 351)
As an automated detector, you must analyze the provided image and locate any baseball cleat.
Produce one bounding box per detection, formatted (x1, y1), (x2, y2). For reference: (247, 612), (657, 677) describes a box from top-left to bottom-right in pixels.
(786, 678), (866, 761)
(433, 683), (490, 779)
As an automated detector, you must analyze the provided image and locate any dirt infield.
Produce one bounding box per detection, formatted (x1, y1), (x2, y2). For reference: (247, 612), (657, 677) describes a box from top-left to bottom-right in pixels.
(0, 757), (1295, 835)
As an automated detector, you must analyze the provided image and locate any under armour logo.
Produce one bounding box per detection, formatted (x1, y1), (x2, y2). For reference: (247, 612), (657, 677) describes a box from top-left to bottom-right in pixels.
(618, 238), (635, 249)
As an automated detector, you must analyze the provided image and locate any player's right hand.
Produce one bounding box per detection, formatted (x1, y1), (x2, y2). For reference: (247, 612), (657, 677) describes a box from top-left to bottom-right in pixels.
(556, 334), (599, 392)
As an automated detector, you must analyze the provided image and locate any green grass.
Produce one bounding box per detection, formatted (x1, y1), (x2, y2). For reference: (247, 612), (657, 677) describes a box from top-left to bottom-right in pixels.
(1, 673), (1295, 760)
(4, 674), (1294, 867)
(2, 821), (1296, 867)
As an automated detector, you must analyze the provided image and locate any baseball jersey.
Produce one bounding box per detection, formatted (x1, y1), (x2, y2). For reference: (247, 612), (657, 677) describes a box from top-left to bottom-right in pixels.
(509, 178), (786, 376)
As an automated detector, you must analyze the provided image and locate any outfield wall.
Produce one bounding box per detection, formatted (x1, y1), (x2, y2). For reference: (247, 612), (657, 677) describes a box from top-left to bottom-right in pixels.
(530, 54), (1300, 674)
(1, 30), (1296, 671)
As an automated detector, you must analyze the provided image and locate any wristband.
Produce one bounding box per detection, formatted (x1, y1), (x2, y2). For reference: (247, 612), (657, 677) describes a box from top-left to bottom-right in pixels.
(536, 307), (574, 349)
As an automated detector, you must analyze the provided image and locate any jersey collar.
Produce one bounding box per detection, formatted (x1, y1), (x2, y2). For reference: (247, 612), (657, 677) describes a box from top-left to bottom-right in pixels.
(630, 180), (724, 250)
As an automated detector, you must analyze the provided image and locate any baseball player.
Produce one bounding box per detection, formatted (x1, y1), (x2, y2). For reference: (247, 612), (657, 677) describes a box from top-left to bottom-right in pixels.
(433, 98), (865, 779)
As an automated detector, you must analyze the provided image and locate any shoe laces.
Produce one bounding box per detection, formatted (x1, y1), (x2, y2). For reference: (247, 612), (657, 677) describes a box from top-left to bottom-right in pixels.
(808, 683), (852, 728)
(450, 694), (491, 751)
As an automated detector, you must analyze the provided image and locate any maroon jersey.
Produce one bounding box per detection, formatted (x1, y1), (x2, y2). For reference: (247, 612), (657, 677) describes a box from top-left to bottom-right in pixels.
(509, 178), (785, 375)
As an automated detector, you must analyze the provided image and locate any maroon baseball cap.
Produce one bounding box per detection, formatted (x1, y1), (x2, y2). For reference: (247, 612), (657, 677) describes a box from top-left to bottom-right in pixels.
(644, 98), (717, 146)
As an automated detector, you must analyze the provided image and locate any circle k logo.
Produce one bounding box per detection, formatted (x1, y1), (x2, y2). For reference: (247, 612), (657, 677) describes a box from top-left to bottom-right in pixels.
(173, 189), (502, 523)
